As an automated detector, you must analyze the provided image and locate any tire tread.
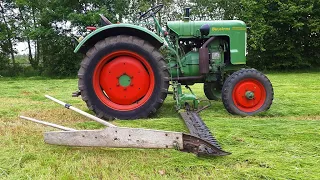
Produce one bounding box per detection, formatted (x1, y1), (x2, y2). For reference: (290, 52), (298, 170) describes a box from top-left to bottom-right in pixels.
(78, 35), (169, 120)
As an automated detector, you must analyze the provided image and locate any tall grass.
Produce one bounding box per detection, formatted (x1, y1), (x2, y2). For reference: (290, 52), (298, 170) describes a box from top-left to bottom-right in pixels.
(0, 72), (320, 179)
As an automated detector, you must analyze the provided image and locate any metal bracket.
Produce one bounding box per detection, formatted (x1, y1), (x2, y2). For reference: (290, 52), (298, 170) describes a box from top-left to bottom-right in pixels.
(196, 100), (212, 114)
(72, 90), (81, 97)
(172, 82), (199, 111)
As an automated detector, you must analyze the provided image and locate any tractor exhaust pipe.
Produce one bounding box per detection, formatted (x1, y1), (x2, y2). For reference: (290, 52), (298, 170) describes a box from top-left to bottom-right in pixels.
(199, 36), (216, 74)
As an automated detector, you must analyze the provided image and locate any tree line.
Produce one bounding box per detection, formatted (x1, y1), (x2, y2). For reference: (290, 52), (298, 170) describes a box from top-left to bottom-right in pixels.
(0, 0), (319, 76)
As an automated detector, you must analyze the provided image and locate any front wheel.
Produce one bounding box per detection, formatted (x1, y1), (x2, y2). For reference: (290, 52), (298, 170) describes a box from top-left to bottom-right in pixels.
(204, 82), (222, 101)
(222, 69), (273, 116)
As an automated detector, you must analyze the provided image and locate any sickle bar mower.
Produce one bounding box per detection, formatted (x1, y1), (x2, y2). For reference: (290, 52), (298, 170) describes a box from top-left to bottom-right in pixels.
(20, 95), (230, 156)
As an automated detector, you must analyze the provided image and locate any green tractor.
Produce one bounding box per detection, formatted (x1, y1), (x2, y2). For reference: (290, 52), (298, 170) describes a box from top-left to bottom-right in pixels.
(20, 4), (275, 156)
(74, 5), (273, 120)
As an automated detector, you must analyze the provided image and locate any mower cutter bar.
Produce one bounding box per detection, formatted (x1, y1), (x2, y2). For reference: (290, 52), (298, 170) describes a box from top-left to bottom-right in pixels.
(19, 95), (230, 156)
(180, 111), (231, 156)
(19, 115), (229, 156)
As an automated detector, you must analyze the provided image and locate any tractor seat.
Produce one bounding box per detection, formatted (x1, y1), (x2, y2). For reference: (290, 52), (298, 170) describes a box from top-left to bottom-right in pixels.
(99, 14), (112, 26)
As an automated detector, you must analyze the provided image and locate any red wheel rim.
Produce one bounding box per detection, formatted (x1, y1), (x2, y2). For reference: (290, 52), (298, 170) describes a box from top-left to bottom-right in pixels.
(232, 78), (266, 113)
(93, 51), (155, 111)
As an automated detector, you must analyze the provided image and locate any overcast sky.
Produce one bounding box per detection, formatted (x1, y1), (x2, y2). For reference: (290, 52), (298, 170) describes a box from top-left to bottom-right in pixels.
(16, 42), (28, 54)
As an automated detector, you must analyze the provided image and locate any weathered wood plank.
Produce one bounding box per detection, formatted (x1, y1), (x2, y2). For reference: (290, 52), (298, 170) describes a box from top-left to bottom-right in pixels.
(44, 127), (184, 149)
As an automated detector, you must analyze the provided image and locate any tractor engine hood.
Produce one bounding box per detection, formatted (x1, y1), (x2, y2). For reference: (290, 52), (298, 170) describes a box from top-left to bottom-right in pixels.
(167, 20), (246, 38)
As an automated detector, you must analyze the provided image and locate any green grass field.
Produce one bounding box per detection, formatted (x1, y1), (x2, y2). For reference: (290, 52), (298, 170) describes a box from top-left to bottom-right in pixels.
(1, 72), (320, 179)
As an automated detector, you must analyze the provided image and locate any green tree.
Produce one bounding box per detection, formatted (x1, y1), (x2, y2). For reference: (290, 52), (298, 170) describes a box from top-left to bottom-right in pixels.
(0, 0), (17, 69)
(0, 22), (10, 72)
(240, 0), (320, 69)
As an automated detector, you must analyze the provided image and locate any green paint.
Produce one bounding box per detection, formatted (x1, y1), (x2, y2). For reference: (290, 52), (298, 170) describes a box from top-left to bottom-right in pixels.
(169, 40), (227, 78)
(170, 51), (200, 77)
(167, 20), (247, 64)
(73, 16), (249, 109)
(119, 74), (131, 87)
(74, 24), (164, 53)
(173, 82), (199, 110)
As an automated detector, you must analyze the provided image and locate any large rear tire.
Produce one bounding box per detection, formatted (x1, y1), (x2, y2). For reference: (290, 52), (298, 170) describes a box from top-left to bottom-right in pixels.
(78, 35), (169, 120)
(222, 69), (273, 116)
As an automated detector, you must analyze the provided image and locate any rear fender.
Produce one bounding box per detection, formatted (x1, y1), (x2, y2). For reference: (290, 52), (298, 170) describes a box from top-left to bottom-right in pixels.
(74, 24), (164, 54)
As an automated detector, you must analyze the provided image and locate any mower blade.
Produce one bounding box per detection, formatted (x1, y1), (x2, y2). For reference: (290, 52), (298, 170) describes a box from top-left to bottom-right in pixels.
(180, 111), (231, 156)
(182, 134), (231, 156)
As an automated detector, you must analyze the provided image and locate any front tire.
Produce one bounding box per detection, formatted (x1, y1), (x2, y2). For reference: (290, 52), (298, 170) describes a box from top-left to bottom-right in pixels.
(78, 35), (169, 120)
(222, 69), (273, 116)
(204, 82), (222, 101)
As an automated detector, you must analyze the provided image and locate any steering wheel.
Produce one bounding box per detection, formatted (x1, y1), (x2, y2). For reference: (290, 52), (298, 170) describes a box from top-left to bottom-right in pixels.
(139, 4), (164, 20)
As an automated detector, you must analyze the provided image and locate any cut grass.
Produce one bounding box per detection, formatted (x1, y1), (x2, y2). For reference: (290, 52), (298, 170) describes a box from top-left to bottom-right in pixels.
(0, 72), (320, 179)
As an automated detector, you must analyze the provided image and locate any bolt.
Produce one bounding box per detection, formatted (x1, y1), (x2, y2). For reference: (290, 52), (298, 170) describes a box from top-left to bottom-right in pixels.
(117, 83), (120, 87)
(245, 91), (255, 100)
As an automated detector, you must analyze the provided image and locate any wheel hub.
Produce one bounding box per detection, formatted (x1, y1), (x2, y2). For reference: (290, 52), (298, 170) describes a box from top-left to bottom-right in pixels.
(119, 74), (131, 87)
(245, 91), (255, 100)
(232, 79), (266, 112)
(99, 56), (150, 105)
